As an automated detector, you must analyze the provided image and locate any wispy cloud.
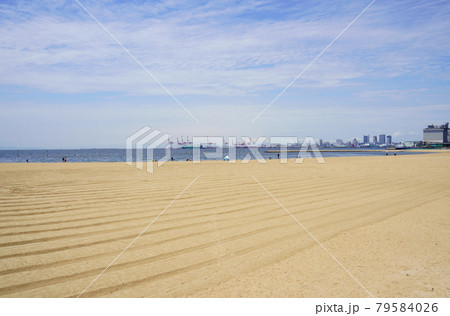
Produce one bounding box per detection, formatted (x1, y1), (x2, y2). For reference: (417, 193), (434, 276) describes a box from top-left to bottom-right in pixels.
(1, 0), (449, 95)
(1, 0), (449, 147)
(358, 88), (427, 100)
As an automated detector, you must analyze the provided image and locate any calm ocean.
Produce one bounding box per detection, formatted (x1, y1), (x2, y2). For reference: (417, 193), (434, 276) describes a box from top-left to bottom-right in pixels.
(0, 148), (426, 163)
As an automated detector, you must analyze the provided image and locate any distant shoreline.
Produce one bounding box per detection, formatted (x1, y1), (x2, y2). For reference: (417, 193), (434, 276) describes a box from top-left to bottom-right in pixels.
(0, 148), (444, 163)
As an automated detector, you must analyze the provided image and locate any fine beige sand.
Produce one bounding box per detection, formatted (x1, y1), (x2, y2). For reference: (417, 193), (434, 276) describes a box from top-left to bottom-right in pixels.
(0, 153), (449, 297)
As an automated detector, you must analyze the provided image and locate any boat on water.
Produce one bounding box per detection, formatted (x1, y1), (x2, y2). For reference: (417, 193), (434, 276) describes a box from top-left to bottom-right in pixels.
(178, 136), (217, 149)
(181, 144), (204, 149)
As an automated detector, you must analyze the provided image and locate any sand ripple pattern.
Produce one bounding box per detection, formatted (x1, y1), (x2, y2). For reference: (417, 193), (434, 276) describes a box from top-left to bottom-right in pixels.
(0, 155), (449, 297)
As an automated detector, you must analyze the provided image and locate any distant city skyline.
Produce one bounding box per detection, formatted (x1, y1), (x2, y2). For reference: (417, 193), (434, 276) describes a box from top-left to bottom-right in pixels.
(1, 1), (449, 148)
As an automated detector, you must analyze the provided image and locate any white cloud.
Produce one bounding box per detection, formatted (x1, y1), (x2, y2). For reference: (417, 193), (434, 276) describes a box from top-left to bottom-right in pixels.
(1, 0), (449, 147)
(1, 0), (449, 96)
(358, 89), (427, 100)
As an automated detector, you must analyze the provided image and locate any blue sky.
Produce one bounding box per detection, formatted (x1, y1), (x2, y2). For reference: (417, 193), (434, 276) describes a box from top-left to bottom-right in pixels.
(1, 0), (449, 148)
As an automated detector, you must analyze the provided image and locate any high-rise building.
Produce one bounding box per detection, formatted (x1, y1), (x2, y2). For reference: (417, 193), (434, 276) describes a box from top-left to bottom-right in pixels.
(363, 135), (369, 144)
(379, 134), (386, 144)
(387, 135), (392, 144)
(423, 123), (449, 144)
(336, 139), (344, 145)
(373, 136), (378, 144)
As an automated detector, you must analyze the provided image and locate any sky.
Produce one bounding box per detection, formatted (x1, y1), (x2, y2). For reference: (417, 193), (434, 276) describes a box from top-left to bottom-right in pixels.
(1, 0), (449, 148)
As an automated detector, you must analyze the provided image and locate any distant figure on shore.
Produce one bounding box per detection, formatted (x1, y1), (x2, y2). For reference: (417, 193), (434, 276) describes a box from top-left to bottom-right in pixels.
(171, 157), (174, 161)
(385, 152), (388, 156)
(186, 158), (191, 161)
(394, 152), (397, 156)
(277, 153), (280, 159)
(26, 159), (29, 163)
(62, 157), (67, 162)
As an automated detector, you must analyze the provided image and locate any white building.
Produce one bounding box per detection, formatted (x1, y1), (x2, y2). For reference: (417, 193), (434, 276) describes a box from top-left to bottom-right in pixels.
(423, 123), (448, 144)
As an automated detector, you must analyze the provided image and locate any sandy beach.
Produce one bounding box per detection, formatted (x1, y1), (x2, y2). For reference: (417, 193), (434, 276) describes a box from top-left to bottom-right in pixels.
(0, 153), (449, 298)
